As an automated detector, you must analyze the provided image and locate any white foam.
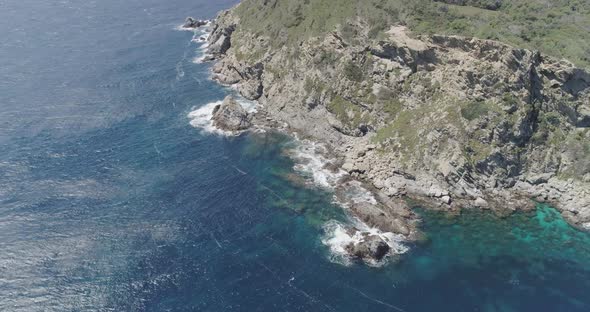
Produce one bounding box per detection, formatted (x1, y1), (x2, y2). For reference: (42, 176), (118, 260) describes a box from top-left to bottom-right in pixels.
(287, 140), (408, 265)
(191, 31), (210, 45)
(321, 220), (364, 266)
(190, 28), (212, 64)
(174, 25), (196, 32)
(321, 220), (409, 267)
(187, 100), (228, 135)
(288, 140), (378, 207)
(175, 22), (212, 64)
(283, 134), (410, 266)
(290, 140), (346, 188)
(192, 55), (208, 64)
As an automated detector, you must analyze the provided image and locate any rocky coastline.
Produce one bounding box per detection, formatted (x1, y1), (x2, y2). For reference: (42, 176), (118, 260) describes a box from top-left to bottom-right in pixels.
(189, 4), (590, 262)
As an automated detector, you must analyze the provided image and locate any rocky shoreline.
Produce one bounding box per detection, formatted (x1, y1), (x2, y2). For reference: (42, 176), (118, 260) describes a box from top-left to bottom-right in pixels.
(205, 94), (421, 263)
(187, 4), (590, 262)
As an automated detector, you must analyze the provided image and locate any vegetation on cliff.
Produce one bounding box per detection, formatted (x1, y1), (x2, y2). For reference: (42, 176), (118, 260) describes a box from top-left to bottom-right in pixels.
(235, 0), (590, 68)
(225, 0), (590, 181)
(208, 0), (590, 228)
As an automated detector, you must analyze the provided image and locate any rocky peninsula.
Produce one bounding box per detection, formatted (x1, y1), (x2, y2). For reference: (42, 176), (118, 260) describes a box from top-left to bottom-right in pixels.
(197, 0), (590, 262)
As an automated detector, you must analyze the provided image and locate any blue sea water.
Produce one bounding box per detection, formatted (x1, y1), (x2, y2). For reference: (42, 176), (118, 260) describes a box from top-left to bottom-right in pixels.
(1, 0), (590, 311)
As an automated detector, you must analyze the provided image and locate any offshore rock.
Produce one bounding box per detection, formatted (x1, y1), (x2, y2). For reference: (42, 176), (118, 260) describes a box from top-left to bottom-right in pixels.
(211, 96), (251, 131)
(182, 17), (207, 29)
(345, 233), (390, 261)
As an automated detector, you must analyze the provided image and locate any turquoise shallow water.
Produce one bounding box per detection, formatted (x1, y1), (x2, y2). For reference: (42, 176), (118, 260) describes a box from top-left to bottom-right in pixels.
(1, 0), (590, 311)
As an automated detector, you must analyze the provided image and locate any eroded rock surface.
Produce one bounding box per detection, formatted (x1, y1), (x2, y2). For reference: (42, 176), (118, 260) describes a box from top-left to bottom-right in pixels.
(345, 233), (390, 261)
(211, 96), (251, 131)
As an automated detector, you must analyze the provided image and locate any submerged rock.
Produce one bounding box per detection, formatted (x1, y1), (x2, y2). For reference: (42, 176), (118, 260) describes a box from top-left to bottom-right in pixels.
(182, 17), (207, 29)
(211, 96), (251, 131)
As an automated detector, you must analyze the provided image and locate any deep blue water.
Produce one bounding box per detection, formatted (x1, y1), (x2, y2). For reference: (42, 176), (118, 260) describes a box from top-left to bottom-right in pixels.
(2, 0), (590, 311)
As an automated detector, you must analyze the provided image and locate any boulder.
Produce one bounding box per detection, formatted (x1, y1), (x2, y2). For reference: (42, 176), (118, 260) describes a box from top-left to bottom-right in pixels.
(441, 195), (452, 205)
(474, 197), (489, 208)
(346, 233), (390, 261)
(211, 96), (251, 131)
(183, 17), (207, 29)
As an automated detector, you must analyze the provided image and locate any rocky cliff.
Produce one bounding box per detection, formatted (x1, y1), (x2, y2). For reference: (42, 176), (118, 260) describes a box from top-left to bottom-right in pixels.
(205, 4), (590, 233)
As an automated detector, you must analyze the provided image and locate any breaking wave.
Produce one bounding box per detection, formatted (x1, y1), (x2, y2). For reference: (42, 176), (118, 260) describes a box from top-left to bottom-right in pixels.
(191, 32), (211, 64)
(174, 20), (213, 63)
(187, 100), (227, 135)
(321, 220), (409, 267)
(191, 26), (212, 63)
(187, 98), (258, 135)
(285, 139), (409, 265)
(289, 140), (346, 189)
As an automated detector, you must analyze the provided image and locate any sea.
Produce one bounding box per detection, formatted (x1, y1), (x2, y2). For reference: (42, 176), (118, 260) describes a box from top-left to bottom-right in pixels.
(1, 0), (589, 311)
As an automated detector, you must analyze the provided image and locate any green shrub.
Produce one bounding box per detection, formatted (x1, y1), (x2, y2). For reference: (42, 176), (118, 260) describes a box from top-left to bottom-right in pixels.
(543, 112), (561, 127)
(461, 100), (491, 121)
(343, 61), (364, 82)
(383, 98), (403, 116)
(502, 93), (518, 106)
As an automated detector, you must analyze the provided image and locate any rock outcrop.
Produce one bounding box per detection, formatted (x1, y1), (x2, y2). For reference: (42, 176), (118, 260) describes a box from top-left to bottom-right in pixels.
(211, 96), (251, 131)
(207, 11), (236, 56)
(182, 17), (207, 29)
(345, 232), (390, 261)
(204, 6), (590, 240)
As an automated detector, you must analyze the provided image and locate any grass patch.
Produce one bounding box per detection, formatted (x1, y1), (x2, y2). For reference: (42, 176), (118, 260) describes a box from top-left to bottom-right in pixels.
(343, 61), (364, 82)
(327, 95), (370, 128)
(383, 98), (403, 117)
(460, 100), (492, 121)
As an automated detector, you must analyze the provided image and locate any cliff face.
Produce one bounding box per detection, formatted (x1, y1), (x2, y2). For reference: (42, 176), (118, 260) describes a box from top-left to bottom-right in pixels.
(207, 7), (590, 229)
